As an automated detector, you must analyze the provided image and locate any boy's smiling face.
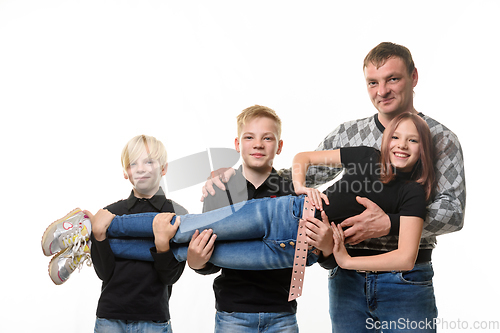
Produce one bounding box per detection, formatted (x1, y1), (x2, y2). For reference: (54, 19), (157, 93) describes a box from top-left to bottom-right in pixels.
(124, 150), (166, 198)
(235, 116), (283, 175)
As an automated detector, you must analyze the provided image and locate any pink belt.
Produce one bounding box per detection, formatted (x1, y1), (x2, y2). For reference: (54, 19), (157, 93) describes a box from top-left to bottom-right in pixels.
(288, 196), (316, 301)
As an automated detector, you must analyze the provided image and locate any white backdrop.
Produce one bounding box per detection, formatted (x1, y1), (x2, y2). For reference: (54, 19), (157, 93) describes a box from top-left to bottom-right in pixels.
(1, 1), (499, 332)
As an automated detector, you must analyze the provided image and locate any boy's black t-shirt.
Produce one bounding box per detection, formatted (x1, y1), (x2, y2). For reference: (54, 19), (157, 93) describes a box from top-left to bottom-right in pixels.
(198, 166), (297, 313)
(90, 187), (187, 322)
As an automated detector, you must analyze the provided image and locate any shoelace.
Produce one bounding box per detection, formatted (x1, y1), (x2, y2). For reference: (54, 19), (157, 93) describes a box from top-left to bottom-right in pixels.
(61, 224), (86, 249)
(67, 238), (92, 272)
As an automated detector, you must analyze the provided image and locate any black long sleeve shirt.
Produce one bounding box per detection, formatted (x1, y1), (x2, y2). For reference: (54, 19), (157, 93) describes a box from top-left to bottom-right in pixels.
(90, 188), (187, 321)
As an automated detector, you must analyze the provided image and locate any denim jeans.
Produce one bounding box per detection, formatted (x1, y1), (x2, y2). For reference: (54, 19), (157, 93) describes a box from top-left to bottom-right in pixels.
(328, 262), (438, 333)
(107, 195), (318, 270)
(215, 311), (298, 333)
(94, 318), (172, 333)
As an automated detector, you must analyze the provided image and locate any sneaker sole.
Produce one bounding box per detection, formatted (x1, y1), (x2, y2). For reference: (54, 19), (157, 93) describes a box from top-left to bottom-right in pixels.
(41, 208), (83, 256)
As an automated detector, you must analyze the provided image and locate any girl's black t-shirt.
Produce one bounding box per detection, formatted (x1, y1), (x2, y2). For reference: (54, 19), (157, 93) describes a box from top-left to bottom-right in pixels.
(322, 146), (427, 225)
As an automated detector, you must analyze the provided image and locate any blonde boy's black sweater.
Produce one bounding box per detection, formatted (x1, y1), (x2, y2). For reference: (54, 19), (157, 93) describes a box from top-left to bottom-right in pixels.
(90, 188), (187, 322)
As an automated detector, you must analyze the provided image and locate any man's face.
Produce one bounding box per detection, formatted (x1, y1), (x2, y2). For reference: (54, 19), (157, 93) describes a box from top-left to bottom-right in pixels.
(235, 116), (283, 174)
(364, 57), (418, 119)
(125, 150), (166, 198)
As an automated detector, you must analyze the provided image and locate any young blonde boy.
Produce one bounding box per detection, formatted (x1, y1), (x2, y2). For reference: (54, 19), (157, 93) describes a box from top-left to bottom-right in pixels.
(41, 134), (187, 333)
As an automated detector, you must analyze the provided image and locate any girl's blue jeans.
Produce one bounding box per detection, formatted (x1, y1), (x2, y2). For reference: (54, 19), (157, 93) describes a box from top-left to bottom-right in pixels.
(107, 195), (318, 270)
(328, 263), (438, 332)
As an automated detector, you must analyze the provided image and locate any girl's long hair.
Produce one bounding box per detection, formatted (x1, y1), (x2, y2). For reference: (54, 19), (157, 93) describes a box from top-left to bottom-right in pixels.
(380, 112), (435, 200)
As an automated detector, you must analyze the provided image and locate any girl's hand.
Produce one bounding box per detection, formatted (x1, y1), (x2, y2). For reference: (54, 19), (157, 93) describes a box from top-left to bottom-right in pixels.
(294, 185), (329, 210)
(331, 223), (351, 268)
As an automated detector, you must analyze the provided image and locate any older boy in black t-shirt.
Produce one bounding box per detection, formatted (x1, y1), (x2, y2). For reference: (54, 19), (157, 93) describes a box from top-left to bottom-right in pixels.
(187, 105), (332, 333)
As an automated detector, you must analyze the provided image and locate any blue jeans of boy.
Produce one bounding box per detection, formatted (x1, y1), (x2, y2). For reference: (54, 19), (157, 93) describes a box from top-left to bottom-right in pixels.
(328, 263), (438, 333)
(215, 311), (298, 333)
(94, 318), (172, 333)
(107, 195), (318, 270)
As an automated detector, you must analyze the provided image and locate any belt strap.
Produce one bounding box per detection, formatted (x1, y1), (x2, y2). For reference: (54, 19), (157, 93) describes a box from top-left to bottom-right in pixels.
(288, 197), (315, 301)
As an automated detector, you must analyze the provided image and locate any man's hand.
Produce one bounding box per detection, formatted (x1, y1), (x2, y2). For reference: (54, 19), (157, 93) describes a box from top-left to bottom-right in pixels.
(187, 229), (217, 270)
(153, 213), (179, 253)
(84, 209), (115, 242)
(200, 168), (236, 201)
(340, 196), (391, 245)
(305, 211), (334, 257)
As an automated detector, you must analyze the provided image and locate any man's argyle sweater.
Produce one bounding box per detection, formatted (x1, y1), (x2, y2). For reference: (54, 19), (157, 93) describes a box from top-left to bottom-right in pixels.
(281, 113), (466, 252)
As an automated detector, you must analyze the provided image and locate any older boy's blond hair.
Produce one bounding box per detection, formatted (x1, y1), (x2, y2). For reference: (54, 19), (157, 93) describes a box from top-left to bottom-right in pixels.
(236, 105), (282, 140)
(121, 135), (167, 173)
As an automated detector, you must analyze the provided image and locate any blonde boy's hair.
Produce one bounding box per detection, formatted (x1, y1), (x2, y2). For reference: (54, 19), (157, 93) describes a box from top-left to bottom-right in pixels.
(236, 105), (282, 140)
(121, 135), (167, 172)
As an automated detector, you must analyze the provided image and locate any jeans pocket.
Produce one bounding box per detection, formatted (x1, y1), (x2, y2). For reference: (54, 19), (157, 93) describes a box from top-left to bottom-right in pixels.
(328, 266), (339, 279)
(150, 320), (172, 333)
(290, 196), (303, 220)
(398, 262), (434, 285)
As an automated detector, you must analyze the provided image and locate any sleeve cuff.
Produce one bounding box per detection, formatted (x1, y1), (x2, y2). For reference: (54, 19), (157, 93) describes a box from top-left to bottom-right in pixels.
(194, 262), (221, 275)
(388, 214), (401, 236)
(317, 253), (337, 270)
(150, 247), (177, 263)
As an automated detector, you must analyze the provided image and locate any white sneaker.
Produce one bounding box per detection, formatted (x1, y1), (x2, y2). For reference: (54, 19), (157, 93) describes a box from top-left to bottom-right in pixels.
(48, 242), (91, 285)
(41, 208), (90, 256)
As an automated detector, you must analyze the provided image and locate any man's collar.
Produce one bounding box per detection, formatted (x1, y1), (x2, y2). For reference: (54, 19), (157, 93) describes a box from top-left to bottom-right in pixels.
(374, 112), (425, 133)
(126, 187), (167, 211)
(374, 113), (386, 133)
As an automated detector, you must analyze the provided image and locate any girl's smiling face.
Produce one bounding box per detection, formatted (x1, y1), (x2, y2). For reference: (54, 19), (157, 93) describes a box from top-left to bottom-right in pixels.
(389, 118), (421, 172)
